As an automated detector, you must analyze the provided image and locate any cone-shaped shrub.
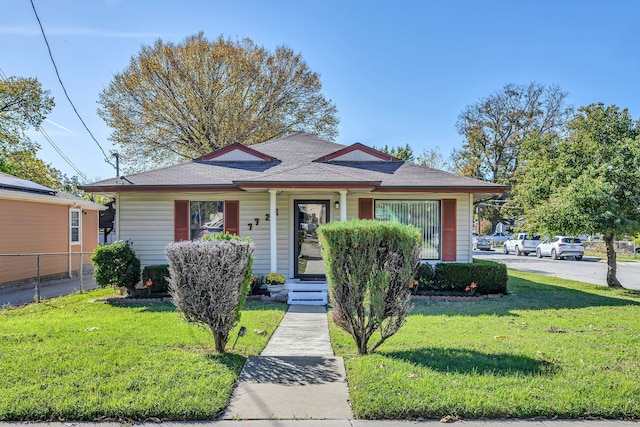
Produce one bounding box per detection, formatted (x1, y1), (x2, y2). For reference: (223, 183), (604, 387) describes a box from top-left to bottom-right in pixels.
(318, 219), (421, 354)
(165, 234), (254, 353)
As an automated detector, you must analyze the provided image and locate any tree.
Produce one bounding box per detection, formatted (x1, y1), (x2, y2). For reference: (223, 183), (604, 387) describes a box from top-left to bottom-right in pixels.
(0, 76), (71, 189)
(166, 235), (254, 353)
(515, 103), (640, 287)
(454, 83), (573, 226)
(415, 146), (451, 170)
(0, 76), (54, 149)
(318, 220), (420, 355)
(375, 144), (452, 170)
(98, 33), (339, 172)
(455, 82), (572, 183)
(374, 143), (415, 162)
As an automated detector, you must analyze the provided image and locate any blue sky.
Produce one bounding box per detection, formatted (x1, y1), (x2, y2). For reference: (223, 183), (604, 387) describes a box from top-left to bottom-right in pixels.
(2, 1), (640, 181)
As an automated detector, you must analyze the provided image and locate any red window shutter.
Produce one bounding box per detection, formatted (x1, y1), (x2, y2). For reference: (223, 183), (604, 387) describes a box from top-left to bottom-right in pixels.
(224, 200), (240, 235)
(174, 200), (189, 241)
(442, 199), (457, 261)
(358, 198), (374, 219)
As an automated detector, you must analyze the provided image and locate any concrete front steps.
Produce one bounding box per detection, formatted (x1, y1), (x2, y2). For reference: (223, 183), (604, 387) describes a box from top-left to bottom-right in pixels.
(270, 280), (328, 306)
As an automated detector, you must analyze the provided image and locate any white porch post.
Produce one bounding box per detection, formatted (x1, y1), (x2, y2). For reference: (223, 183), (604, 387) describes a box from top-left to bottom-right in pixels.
(269, 190), (278, 272)
(339, 190), (347, 221)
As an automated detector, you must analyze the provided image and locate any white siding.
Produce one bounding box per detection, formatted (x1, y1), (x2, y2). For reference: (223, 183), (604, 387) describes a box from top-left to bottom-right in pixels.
(345, 192), (472, 263)
(118, 190), (473, 274)
(332, 150), (384, 161)
(215, 150), (265, 161)
(119, 194), (174, 266)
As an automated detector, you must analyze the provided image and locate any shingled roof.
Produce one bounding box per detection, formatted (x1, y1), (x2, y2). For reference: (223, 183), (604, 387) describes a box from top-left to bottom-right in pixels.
(80, 132), (507, 195)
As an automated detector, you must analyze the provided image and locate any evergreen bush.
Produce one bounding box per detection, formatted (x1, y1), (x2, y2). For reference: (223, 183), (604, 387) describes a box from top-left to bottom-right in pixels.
(91, 241), (141, 291)
(165, 233), (254, 353)
(318, 219), (421, 355)
(141, 264), (170, 295)
(435, 259), (507, 294)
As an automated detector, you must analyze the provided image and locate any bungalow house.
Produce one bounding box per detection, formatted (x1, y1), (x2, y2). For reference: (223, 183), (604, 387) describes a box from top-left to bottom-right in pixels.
(80, 132), (506, 302)
(0, 172), (105, 287)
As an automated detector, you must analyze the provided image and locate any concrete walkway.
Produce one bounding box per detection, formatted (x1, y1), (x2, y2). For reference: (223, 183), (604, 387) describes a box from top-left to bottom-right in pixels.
(222, 305), (353, 420)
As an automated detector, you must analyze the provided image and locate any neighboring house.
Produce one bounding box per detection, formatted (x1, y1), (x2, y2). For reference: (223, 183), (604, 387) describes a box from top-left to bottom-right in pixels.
(495, 217), (525, 234)
(0, 172), (105, 287)
(495, 218), (514, 234)
(80, 132), (506, 285)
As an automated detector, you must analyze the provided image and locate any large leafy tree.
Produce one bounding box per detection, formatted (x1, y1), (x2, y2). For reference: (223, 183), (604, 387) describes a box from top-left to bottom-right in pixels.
(0, 76), (54, 148)
(375, 144), (451, 170)
(454, 83), (573, 226)
(0, 76), (65, 189)
(515, 103), (640, 287)
(98, 33), (339, 172)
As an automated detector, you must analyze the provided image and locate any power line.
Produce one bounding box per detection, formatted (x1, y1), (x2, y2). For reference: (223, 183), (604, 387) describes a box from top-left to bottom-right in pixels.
(29, 0), (115, 170)
(39, 127), (90, 182)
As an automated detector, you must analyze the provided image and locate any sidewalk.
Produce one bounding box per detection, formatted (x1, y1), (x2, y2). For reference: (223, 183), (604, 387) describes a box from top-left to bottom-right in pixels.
(0, 273), (97, 307)
(222, 305), (353, 420)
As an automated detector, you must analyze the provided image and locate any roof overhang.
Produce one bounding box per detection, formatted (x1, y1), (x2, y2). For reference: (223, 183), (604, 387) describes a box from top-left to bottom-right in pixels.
(78, 184), (241, 193)
(0, 189), (106, 210)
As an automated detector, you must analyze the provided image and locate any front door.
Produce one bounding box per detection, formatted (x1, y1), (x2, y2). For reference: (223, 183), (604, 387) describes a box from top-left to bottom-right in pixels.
(294, 200), (329, 278)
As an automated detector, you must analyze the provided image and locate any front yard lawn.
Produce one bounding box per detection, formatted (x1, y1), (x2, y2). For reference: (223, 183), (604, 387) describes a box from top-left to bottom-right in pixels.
(0, 289), (286, 421)
(330, 270), (640, 420)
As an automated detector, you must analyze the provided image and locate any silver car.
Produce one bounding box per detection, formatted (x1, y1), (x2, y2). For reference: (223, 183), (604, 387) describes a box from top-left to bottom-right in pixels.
(473, 236), (492, 251)
(536, 236), (584, 261)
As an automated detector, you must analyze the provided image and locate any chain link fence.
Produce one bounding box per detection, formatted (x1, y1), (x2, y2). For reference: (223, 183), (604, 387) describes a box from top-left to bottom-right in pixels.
(583, 240), (637, 255)
(0, 252), (94, 303)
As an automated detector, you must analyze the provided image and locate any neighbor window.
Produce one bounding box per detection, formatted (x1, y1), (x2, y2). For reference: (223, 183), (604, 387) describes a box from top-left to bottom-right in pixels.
(190, 201), (224, 240)
(374, 200), (441, 259)
(70, 209), (81, 244)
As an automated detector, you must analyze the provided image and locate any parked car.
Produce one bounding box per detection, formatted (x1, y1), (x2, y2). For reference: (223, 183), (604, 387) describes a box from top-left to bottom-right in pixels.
(503, 233), (540, 256)
(536, 236), (584, 260)
(484, 232), (509, 245)
(473, 236), (492, 251)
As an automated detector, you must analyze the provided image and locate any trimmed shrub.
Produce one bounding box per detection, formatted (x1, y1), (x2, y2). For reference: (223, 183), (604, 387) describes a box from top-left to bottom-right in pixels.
(318, 219), (421, 355)
(91, 241), (141, 291)
(434, 259), (507, 294)
(165, 234), (253, 353)
(141, 264), (170, 295)
(413, 262), (435, 293)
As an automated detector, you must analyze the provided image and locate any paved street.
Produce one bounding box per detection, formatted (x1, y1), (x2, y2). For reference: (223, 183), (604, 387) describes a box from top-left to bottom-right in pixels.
(475, 250), (640, 290)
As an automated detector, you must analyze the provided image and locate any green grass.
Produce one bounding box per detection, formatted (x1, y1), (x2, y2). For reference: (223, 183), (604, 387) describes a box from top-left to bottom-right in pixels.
(330, 270), (640, 419)
(0, 289), (287, 421)
(584, 249), (638, 261)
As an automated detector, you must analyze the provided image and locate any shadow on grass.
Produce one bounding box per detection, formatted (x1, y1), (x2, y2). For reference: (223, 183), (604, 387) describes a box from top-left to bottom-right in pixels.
(104, 299), (288, 314)
(412, 275), (640, 317)
(382, 347), (556, 376)
(207, 352), (248, 375)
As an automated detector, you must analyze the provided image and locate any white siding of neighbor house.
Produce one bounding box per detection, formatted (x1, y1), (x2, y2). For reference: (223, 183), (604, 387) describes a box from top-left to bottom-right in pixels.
(117, 190), (473, 276)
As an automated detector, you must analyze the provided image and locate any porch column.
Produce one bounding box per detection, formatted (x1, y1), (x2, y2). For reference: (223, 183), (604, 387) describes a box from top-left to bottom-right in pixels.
(339, 190), (347, 221)
(269, 190), (278, 272)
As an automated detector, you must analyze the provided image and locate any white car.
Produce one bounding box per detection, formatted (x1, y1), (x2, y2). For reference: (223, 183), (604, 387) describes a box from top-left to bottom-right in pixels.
(536, 236), (584, 261)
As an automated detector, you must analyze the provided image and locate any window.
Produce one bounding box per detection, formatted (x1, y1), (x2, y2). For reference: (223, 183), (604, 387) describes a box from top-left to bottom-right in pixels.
(70, 209), (81, 244)
(189, 201), (224, 240)
(374, 200), (441, 259)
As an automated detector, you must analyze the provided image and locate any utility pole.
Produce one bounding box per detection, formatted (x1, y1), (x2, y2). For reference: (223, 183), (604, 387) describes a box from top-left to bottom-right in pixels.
(112, 152), (120, 177)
